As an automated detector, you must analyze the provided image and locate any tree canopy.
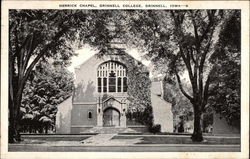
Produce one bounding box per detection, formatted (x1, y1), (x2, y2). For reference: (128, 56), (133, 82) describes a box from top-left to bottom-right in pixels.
(208, 10), (240, 128)
(8, 10), (115, 142)
(116, 10), (239, 141)
(20, 61), (74, 133)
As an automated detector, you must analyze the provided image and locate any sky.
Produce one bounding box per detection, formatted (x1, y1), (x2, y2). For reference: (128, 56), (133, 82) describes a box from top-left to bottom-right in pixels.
(67, 44), (151, 75)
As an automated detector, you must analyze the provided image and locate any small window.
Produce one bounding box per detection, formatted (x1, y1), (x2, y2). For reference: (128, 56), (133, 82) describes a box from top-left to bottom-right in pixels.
(88, 111), (93, 119)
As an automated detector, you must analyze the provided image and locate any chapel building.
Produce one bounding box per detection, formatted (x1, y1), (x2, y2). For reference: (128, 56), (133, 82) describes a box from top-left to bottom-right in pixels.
(55, 48), (173, 134)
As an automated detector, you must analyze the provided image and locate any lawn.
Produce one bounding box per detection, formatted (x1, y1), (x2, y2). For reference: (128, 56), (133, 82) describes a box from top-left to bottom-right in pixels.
(112, 135), (240, 145)
(13, 134), (240, 145)
(18, 135), (92, 144)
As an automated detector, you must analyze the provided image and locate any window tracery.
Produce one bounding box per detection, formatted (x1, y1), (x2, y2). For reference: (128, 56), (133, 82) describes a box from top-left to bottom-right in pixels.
(97, 61), (127, 93)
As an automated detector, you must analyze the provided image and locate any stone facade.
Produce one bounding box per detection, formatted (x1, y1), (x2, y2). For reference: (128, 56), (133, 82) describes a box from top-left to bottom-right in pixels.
(56, 52), (174, 133)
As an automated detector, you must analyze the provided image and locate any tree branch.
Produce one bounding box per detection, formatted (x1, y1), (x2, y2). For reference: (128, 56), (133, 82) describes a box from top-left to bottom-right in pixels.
(198, 25), (214, 98)
(202, 72), (211, 111)
(190, 47), (196, 63)
(199, 22), (215, 68)
(180, 47), (193, 79)
(190, 11), (201, 55)
(17, 26), (70, 105)
(199, 10), (216, 44)
(191, 13), (200, 44)
(23, 33), (37, 71)
(175, 69), (194, 103)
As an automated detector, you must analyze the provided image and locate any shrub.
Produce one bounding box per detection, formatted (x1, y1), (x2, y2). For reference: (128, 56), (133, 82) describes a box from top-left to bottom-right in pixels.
(149, 124), (161, 134)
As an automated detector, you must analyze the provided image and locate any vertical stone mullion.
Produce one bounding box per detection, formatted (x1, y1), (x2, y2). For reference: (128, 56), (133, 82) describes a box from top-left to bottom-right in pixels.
(116, 76), (118, 93)
(107, 64), (110, 92)
(121, 70), (123, 92)
(100, 70), (103, 93)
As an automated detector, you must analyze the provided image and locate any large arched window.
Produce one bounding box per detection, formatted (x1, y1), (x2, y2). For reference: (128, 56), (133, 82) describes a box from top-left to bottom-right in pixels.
(97, 61), (127, 93)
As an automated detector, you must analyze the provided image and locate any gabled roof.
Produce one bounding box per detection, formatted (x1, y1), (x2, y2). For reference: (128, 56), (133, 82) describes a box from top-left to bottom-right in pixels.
(123, 51), (149, 73)
(75, 48), (149, 73)
(101, 97), (122, 104)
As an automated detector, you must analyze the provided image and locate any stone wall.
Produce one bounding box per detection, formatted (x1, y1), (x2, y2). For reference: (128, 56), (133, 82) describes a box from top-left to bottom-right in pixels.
(55, 97), (72, 134)
(151, 93), (173, 132)
(71, 104), (97, 127)
(73, 54), (131, 103)
(56, 52), (165, 134)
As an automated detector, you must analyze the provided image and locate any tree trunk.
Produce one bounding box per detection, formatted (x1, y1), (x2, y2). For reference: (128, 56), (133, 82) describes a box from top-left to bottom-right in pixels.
(191, 105), (203, 142)
(45, 124), (48, 134)
(8, 99), (21, 143)
(9, 76), (25, 143)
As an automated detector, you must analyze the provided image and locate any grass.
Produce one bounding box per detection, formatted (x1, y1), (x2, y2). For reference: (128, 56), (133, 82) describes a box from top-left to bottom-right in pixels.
(22, 137), (90, 141)
(15, 135), (91, 144)
(112, 135), (240, 145)
(14, 134), (240, 145)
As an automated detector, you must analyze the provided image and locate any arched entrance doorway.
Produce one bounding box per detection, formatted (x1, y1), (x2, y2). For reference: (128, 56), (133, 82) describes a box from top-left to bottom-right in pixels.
(103, 108), (120, 127)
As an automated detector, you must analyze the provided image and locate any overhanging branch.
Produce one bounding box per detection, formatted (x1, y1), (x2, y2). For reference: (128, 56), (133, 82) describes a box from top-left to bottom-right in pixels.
(199, 10), (216, 44)
(180, 47), (194, 79)
(190, 47), (196, 63)
(175, 69), (194, 103)
(17, 26), (70, 105)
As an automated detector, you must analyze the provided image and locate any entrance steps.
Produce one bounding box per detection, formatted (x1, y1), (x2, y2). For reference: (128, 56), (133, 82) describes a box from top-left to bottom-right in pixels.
(81, 127), (140, 134)
(80, 127), (143, 145)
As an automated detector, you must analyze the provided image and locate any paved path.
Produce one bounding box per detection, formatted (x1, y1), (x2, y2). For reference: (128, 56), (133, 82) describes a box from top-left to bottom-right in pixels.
(80, 133), (143, 145)
(81, 134), (117, 145)
(79, 127), (143, 145)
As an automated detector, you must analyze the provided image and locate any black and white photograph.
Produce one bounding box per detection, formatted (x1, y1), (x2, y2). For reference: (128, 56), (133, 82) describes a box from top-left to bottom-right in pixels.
(1, 1), (249, 158)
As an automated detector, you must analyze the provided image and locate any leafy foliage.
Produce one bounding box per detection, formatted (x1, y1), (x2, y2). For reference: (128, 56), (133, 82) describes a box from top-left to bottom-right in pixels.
(149, 124), (161, 134)
(164, 79), (194, 131)
(119, 53), (154, 128)
(8, 9), (119, 142)
(20, 61), (74, 133)
(116, 10), (237, 141)
(208, 10), (240, 128)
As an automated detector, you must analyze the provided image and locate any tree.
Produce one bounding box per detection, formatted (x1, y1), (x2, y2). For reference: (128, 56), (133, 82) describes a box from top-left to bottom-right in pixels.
(208, 10), (240, 128)
(9, 10), (76, 142)
(8, 10), (113, 142)
(20, 61), (74, 133)
(117, 10), (235, 141)
(162, 78), (194, 132)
